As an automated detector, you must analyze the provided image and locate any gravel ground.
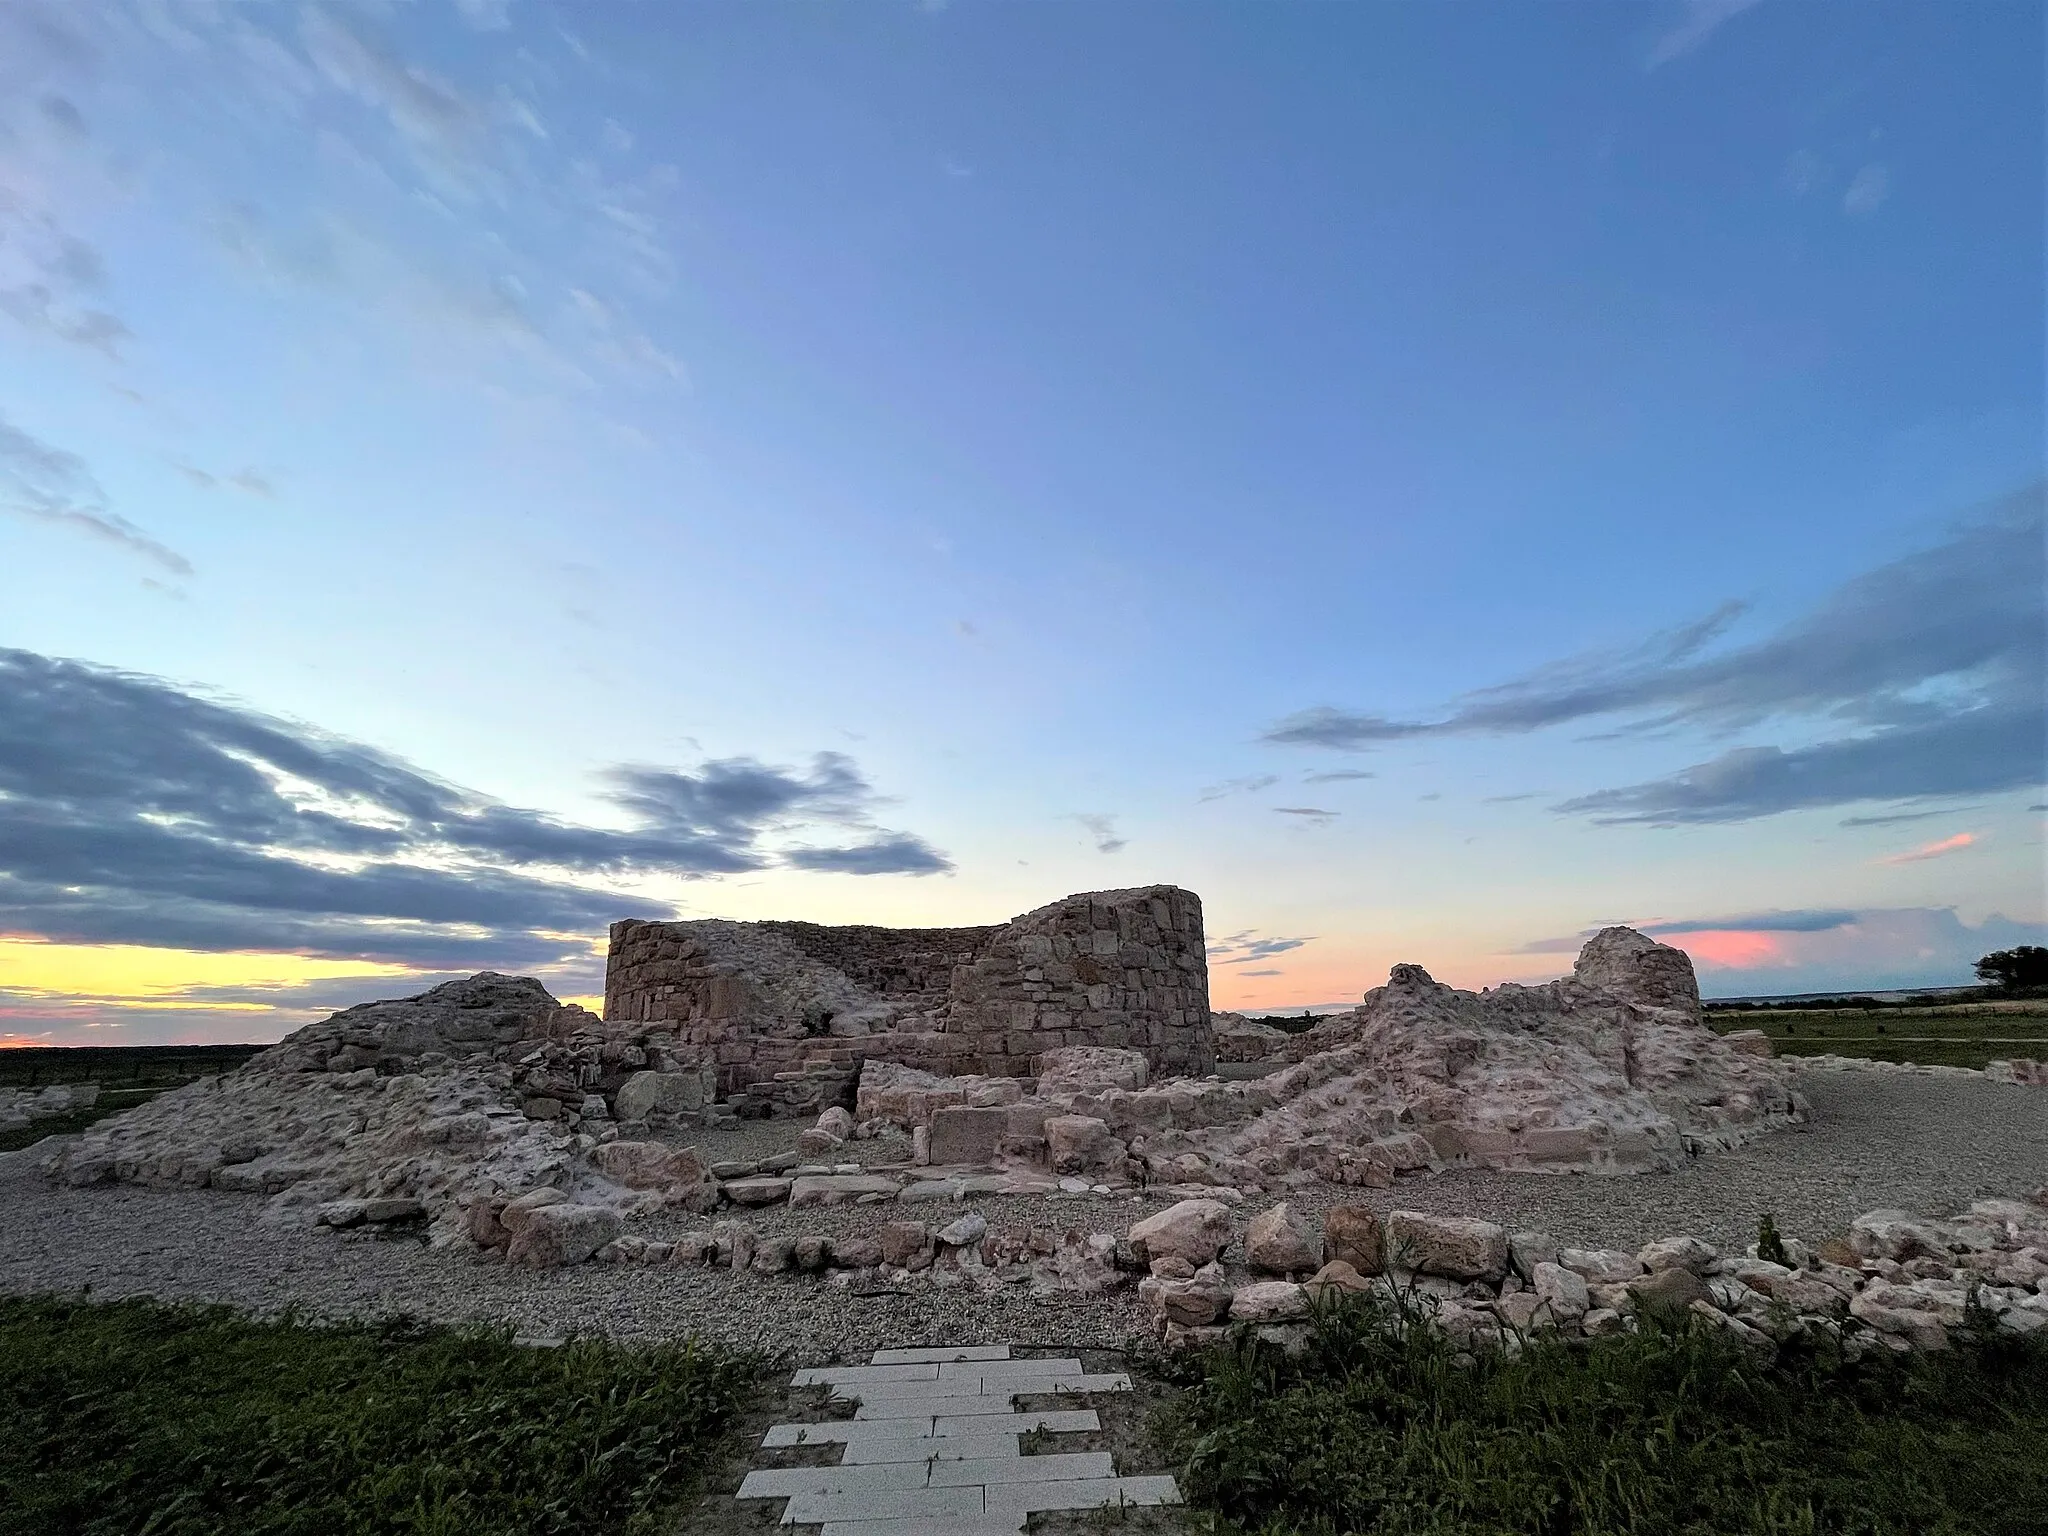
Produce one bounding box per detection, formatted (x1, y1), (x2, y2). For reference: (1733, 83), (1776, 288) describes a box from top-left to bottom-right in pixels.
(4, 1069), (2043, 1365)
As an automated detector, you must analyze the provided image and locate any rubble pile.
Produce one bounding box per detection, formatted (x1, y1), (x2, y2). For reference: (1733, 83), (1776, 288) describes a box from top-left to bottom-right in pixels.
(1134, 1190), (2048, 1356)
(843, 928), (1808, 1188)
(1, 1082), (98, 1137)
(40, 975), (730, 1244)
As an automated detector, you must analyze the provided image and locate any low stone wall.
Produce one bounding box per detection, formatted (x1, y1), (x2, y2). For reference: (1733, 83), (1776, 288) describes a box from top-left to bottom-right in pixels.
(603, 885), (1214, 1101)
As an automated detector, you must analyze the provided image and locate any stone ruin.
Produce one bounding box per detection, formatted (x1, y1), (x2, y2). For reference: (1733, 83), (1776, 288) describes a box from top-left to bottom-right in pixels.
(36, 887), (1866, 1273)
(604, 884), (1213, 1113)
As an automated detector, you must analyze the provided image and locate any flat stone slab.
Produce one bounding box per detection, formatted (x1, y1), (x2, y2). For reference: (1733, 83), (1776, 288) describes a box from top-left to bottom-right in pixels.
(737, 1343), (1179, 1533)
(789, 1174), (906, 1207)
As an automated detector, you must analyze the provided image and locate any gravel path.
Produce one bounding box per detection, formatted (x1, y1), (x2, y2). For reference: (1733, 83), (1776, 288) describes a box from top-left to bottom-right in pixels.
(4, 1070), (2043, 1364)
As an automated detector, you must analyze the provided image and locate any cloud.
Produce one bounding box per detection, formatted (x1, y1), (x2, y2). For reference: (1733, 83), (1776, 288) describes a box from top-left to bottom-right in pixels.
(1879, 831), (1976, 865)
(451, 0), (514, 31)
(1208, 932), (1314, 967)
(1843, 164), (1890, 217)
(1273, 806), (1339, 824)
(0, 647), (950, 967)
(1840, 807), (1980, 828)
(1198, 774), (1279, 802)
(1071, 814), (1126, 854)
(1646, 0), (1761, 68)
(1518, 906), (2046, 993)
(1647, 0), (1764, 68)
(1239, 968), (1282, 977)
(1266, 490), (2046, 823)
(0, 413), (193, 575)
(1303, 769), (1375, 784)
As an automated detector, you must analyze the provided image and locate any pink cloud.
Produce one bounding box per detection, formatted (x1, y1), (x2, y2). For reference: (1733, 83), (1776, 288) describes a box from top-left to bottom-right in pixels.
(1879, 832), (1977, 865)
(1667, 930), (1793, 969)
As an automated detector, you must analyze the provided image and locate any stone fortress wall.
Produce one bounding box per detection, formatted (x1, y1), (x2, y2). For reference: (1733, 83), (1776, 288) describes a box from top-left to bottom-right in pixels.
(604, 885), (1213, 1106)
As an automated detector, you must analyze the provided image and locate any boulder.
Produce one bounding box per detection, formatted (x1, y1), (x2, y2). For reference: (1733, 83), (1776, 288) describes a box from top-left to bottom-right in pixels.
(1139, 1274), (1232, 1328)
(1246, 1203), (1320, 1276)
(831, 1234), (883, 1269)
(1637, 1235), (1718, 1276)
(1385, 1212), (1509, 1282)
(723, 1177), (792, 1207)
(1324, 1205), (1384, 1276)
(881, 1220), (934, 1270)
(506, 1203), (622, 1268)
(1625, 1266), (1711, 1317)
(1305, 1259), (1372, 1298)
(751, 1238), (795, 1274)
(1721, 1029), (1774, 1057)
(936, 1212), (990, 1248)
(792, 1235), (832, 1272)
(1045, 1115), (1124, 1175)
(498, 1186), (570, 1233)
(612, 1069), (705, 1122)
(1560, 1247), (1644, 1285)
(1128, 1199), (1234, 1268)
(1848, 1210), (1954, 1263)
(1231, 1280), (1310, 1322)
(716, 1222), (758, 1270)
(1509, 1230), (1559, 1281)
(1531, 1261), (1590, 1321)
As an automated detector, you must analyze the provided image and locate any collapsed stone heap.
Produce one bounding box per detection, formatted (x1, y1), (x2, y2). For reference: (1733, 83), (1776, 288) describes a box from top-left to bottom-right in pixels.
(42, 974), (725, 1250)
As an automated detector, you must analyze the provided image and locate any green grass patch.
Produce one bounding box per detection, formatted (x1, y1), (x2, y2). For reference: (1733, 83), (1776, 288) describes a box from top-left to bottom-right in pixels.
(1709, 1003), (2048, 1072)
(1150, 1293), (2048, 1535)
(0, 1044), (267, 1092)
(0, 1294), (762, 1536)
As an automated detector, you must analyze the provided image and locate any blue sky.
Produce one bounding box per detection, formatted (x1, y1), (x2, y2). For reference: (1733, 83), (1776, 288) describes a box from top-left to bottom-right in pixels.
(1, 0), (2041, 1044)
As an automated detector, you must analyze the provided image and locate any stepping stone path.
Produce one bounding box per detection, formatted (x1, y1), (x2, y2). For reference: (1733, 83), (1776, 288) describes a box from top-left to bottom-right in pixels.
(737, 1344), (1181, 1533)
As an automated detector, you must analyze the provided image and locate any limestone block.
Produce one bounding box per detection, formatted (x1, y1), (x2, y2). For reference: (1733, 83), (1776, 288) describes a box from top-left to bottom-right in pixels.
(788, 1174), (902, 1207)
(881, 1220), (933, 1270)
(1510, 1231), (1559, 1280)
(1139, 1274), (1232, 1327)
(1386, 1212), (1509, 1282)
(1045, 1115), (1124, 1175)
(1246, 1203), (1320, 1276)
(590, 1139), (707, 1191)
(1036, 1046), (1150, 1097)
(1324, 1206), (1384, 1276)
(613, 1069), (704, 1122)
(1637, 1235), (1718, 1276)
(1532, 1261), (1590, 1321)
(1560, 1247), (1645, 1284)
(1231, 1280), (1310, 1322)
(723, 1176), (791, 1207)
(498, 1186), (569, 1234)
(1722, 1029), (1775, 1057)
(1305, 1260), (1372, 1299)
(1625, 1267), (1711, 1317)
(506, 1203), (622, 1268)
(926, 1106), (1008, 1167)
(1128, 1199), (1233, 1268)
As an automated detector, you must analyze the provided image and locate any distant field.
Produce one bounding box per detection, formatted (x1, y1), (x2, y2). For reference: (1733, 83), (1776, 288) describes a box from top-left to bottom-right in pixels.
(0, 1043), (267, 1091)
(1708, 999), (2048, 1071)
(0, 1045), (270, 1152)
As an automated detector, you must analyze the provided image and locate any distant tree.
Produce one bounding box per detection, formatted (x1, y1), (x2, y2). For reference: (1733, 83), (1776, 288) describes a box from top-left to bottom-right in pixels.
(1975, 946), (2048, 992)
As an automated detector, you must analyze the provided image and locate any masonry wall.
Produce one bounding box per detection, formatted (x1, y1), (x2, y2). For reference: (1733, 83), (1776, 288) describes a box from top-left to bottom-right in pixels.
(602, 885), (1213, 1100)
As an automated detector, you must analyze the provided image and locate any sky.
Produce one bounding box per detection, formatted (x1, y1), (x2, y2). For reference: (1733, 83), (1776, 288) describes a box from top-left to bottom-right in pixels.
(1, 0), (2042, 1046)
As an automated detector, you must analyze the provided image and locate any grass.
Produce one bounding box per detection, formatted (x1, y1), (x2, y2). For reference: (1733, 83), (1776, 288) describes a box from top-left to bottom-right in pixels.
(1149, 1291), (2048, 1536)
(0, 1294), (762, 1536)
(1707, 1001), (2048, 1072)
(0, 1044), (268, 1091)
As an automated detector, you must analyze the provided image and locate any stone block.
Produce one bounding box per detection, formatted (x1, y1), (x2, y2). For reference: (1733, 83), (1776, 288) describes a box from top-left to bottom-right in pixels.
(926, 1106), (1008, 1166)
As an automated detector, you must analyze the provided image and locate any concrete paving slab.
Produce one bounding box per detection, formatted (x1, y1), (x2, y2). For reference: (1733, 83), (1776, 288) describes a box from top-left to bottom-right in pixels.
(927, 1451), (1116, 1486)
(871, 1344), (1012, 1364)
(985, 1473), (1183, 1517)
(780, 1484), (985, 1525)
(791, 1362), (942, 1386)
(736, 1462), (928, 1499)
